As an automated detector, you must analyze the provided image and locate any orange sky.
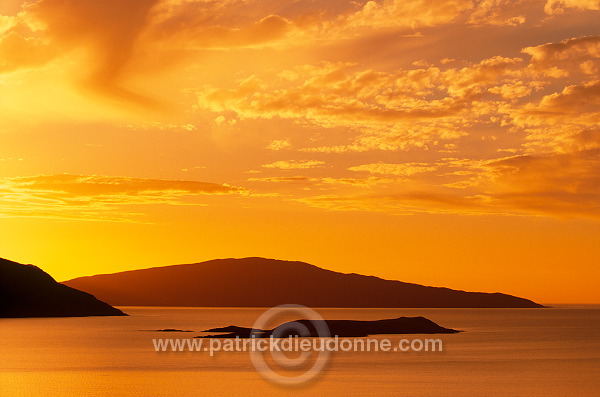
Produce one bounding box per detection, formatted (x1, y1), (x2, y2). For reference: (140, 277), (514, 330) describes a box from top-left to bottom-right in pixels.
(1, 0), (599, 303)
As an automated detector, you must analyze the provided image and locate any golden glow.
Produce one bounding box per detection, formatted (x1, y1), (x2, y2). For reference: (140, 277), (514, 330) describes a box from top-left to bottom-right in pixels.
(1, 0), (599, 303)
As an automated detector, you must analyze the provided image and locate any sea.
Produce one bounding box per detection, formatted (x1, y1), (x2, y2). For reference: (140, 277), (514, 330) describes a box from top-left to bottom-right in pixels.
(1, 305), (599, 396)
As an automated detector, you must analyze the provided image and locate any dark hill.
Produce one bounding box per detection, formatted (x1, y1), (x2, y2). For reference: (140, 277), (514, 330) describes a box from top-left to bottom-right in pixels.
(0, 258), (126, 317)
(62, 257), (544, 308)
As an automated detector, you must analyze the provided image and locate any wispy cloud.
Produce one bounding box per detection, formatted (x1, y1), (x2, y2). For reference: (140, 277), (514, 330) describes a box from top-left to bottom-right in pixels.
(349, 162), (438, 176)
(262, 160), (325, 170)
(544, 0), (600, 14)
(0, 174), (247, 222)
(299, 150), (600, 218)
(266, 139), (293, 151)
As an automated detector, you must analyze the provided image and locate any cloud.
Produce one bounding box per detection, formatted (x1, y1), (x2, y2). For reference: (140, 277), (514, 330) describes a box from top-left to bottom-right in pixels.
(297, 192), (495, 215)
(3, 0), (595, 116)
(248, 175), (392, 187)
(249, 176), (318, 183)
(319, 177), (393, 187)
(0, 30), (55, 74)
(505, 80), (600, 152)
(5, 174), (244, 196)
(197, 56), (536, 152)
(266, 139), (293, 151)
(580, 59), (599, 74)
(342, 0), (471, 30)
(537, 80), (600, 115)
(0, 0), (161, 107)
(0, 174), (246, 221)
(544, 0), (600, 14)
(262, 160), (325, 169)
(1, 0), (599, 224)
(467, 0), (527, 26)
(488, 81), (539, 99)
(349, 162), (438, 176)
(480, 149), (600, 216)
(179, 35), (583, 155)
(147, 0), (485, 52)
(522, 35), (600, 69)
(297, 150), (600, 218)
(198, 62), (462, 125)
(192, 30), (598, 159)
(35, 0), (160, 99)
(149, 11), (293, 49)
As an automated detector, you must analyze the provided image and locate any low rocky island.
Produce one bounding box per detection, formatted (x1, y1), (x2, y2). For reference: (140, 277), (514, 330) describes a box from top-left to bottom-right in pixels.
(197, 316), (460, 338)
(151, 329), (194, 332)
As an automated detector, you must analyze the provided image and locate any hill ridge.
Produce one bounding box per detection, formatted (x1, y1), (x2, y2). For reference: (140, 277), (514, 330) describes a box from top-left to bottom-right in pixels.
(62, 257), (545, 308)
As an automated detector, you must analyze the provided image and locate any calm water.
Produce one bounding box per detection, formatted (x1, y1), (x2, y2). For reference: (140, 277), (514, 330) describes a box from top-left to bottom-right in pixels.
(1, 306), (599, 396)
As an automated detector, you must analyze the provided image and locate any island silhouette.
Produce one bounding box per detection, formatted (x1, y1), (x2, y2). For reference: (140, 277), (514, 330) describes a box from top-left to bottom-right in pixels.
(63, 257), (544, 308)
(0, 258), (125, 318)
(199, 316), (460, 338)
